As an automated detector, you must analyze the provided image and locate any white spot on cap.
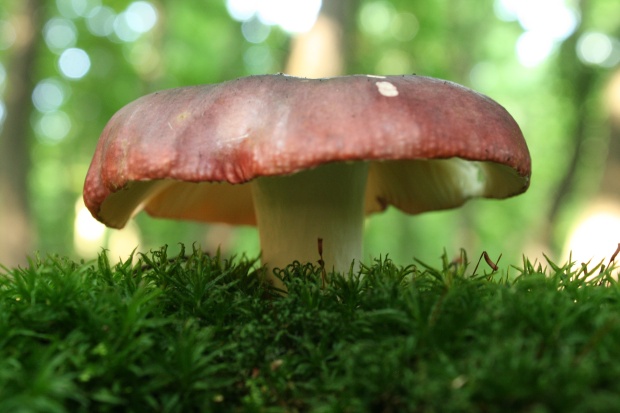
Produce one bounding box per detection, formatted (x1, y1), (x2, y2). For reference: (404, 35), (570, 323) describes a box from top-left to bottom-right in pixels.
(376, 81), (398, 97)
(366, 75), (386, 78)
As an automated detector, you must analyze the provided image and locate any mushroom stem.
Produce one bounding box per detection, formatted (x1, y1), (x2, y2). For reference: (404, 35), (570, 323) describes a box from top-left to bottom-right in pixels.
(251, 162), (369, 288)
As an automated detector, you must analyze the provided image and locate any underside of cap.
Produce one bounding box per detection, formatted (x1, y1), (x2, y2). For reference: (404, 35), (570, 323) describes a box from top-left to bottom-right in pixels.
(83, 74), (531, 228)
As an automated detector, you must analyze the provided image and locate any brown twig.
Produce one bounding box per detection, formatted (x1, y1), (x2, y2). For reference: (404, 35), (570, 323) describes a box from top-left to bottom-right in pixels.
(608, 243), (620, 266)
(472, 251), (502, 276)
(317, 238), (326, 288)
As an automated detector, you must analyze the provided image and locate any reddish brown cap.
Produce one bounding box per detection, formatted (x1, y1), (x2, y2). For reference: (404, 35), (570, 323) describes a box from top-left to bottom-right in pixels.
(83, 74), (531, 228)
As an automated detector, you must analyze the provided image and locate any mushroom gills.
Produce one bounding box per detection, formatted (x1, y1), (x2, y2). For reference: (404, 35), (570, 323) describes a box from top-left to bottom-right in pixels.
(98, 180), (175, 228)
(367, 158), (524, 215)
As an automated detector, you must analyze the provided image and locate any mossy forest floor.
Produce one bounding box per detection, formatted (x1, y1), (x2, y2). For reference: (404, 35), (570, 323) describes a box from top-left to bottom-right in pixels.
(2, 246), (620, 412)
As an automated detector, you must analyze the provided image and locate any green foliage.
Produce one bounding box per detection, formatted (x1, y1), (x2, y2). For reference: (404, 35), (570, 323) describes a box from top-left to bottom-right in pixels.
(2, 246), (620, 412)
(1, 0), (619, 268)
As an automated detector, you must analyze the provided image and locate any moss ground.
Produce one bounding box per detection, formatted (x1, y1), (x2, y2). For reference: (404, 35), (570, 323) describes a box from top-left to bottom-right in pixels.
(2, 246), (620, 412)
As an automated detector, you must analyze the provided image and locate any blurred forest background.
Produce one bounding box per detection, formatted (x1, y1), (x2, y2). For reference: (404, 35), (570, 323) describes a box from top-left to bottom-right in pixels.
(1, 0), (620, 270)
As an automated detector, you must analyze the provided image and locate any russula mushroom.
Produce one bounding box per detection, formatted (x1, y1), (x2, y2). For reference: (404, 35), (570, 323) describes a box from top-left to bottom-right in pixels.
(83, 74), (531, 287)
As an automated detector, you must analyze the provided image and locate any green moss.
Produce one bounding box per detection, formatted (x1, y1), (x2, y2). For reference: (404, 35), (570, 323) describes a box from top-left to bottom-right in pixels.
(2, 246), (620, 412)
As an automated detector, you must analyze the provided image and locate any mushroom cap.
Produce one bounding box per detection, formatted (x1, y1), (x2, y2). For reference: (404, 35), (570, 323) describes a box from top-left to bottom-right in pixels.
(83, 74), (531, 228)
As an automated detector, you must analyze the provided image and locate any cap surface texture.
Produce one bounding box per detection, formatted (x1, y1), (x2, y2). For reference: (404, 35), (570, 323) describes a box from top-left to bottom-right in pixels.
(83, 74), (531, 228)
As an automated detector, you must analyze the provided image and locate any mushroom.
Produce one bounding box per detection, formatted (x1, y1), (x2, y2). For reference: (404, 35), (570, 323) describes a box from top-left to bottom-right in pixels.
(83, 74), (531, 288)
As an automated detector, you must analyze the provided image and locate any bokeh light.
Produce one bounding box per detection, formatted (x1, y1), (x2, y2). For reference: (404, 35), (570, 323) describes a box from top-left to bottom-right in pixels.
(125, 1), (157, 33)
(244, 45), (274, 73)
(241, 18), (271, 43)
(58, 47), (91, 79)
(114, 1), (158, 42)
(32, 78), (67, 113)
(564, 211), (620, 266)
(34, 111), (72, 144)
(516, 31), (555, 68)
(358, 1), (419, 46)
(259, 0), (321, 33)
(127, 42), (162, 78)
(577, 32), (620, 68)
(226, 0), (321, 34)
(74, 199), (106, 243)
(226, 0), (256, 21)
(73, 198), (142, 261)
(390, 12), (418, 42)
(56, 0), (93, 19)
(86, 6), (116, 37)
(375, 49), (412, 74)
(43, 18), (78, 53)
(359, 1), (395, 38)
(495, 0), (579, 67)
(107, 223), (141, 262)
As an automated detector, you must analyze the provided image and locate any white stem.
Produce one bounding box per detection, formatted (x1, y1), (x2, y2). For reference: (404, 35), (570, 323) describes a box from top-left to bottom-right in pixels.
(251, 162), (369, 287)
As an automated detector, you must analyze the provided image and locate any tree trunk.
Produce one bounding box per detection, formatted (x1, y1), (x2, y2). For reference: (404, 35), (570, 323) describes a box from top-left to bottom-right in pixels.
(284, 0), (358, 77)
(0, 0), (43, 267)
(601, 69), (620, 197)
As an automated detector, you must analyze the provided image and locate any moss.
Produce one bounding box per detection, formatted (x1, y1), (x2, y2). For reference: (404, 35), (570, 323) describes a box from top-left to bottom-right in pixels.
(1, 246), (620, 412)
